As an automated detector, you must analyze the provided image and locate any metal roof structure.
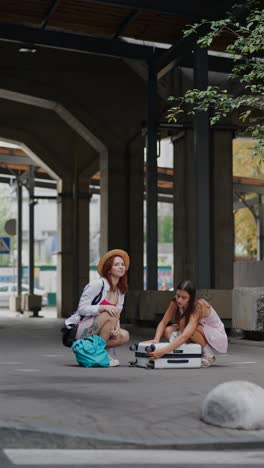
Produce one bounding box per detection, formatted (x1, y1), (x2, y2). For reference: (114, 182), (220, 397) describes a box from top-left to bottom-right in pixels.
(0, 0), (246, 78)
(1, 0), (260, 292)
(0, 0), (249, 181)
(0, 1), (238, 46)
(2, 146), (263, 206)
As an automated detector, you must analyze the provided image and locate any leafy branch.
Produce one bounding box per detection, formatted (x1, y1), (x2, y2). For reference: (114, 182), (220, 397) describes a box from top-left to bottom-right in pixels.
(167, 1), (264, 158)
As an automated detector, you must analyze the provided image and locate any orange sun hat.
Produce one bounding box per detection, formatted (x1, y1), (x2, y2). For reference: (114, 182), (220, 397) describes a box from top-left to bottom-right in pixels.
(97, 249), (130, 276)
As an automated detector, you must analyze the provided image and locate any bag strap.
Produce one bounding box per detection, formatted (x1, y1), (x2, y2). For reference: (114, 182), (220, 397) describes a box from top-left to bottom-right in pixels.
(91, 279), (104, 305)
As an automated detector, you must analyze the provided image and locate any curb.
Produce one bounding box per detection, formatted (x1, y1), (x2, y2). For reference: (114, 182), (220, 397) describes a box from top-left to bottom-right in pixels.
(229, 337), (264, 347)
(1, 427), (264, 450)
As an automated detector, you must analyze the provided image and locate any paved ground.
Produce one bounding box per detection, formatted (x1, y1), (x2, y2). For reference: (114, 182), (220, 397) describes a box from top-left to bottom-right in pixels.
(0, 309), (264, 450)
(2, 448), (264, 467)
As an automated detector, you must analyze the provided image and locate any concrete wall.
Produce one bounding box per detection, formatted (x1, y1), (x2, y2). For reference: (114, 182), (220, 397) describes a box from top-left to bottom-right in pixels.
(233, 287), (264, 330)
(123, 289), (232, 323)
(234, 261), (264, 287)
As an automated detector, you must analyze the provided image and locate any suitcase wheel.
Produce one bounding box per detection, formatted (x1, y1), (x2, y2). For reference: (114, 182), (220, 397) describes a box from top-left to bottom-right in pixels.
(129, 359), (138, 367)
(129, 343), (138, 351)
(145, 344), (155, 353)
(147, 360), (154, 369)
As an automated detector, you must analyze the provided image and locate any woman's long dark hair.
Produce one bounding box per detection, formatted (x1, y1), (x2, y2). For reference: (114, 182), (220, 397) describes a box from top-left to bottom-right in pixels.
(173, 279), (196, 327)
(102, 255), (128, 294)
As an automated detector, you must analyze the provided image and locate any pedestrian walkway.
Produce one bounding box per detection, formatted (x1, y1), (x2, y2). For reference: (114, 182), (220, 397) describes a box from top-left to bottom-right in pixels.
(0, 316), (264, 450)
(2, 448), (264, 465)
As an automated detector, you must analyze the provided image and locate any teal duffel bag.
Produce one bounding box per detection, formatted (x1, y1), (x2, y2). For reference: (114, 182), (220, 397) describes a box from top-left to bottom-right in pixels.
(72, 335), (110, 368)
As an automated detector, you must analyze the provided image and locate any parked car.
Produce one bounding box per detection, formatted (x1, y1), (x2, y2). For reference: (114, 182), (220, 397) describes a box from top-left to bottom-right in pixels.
(0, 282), (48, 307)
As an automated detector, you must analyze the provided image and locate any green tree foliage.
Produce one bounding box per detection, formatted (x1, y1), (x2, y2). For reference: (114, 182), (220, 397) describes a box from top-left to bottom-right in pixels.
(233, 138), (263, 258)
(235, 207), (257, 257)
(233, 138), (264, 177)
(158, 214), (173, 243)
(167, 0), (264, 158)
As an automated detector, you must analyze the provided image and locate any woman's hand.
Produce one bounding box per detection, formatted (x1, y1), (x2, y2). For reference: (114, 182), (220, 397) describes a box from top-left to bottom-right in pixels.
(148, 348), (166, 360)
(111, 322), (121, 336)
(100, 305), (120, 318)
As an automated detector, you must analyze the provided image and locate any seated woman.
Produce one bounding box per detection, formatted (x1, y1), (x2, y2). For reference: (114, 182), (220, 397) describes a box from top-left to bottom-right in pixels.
(145, 279), (228, 367)
(65, 249), (130, 367)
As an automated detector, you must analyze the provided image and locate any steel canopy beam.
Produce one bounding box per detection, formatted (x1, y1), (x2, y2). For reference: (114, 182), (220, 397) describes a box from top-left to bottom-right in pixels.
(0, 23), (159, 60)
(233, 195), (259, 211)
(0, 24), (237, 73)
(154, 36), (194, 79)
(0, 153), (39, 166)
(233, 183), (264, 194)
(40, 0), (61, 30)
(113, 9), (140, 39)
(184, 54), (235, 74)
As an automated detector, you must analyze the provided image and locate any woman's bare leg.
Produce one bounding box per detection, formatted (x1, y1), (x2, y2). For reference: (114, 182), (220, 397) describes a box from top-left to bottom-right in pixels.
(89, 312), (119, 342)
(164, 324), (179, 341)
(106, 329), (130, 348)
(190, 325), (208, 348)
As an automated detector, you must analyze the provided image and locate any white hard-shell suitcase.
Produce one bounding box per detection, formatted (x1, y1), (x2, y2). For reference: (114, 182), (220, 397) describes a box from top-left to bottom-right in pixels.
(129, 342), (202, 369)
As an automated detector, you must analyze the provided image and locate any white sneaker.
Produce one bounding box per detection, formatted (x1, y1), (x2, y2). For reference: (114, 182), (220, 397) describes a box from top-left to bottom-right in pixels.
(169, 331), (180, 343)
(201, 354), (216, 368)
(109, 357), (120, 367)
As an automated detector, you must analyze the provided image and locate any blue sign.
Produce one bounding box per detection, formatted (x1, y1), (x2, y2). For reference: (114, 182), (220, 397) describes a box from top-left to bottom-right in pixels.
(0, 237), (10, 254)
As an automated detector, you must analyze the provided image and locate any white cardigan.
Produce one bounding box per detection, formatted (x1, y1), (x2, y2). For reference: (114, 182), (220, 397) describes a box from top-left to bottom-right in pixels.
(65, 277), (125, 326)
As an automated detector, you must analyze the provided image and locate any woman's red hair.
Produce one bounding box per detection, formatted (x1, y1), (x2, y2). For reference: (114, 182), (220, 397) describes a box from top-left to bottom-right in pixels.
(102, 255), (128, 294)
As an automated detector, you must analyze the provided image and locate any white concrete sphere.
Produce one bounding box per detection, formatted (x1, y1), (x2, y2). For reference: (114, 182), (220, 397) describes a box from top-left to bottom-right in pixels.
(201, 381), (264, 429)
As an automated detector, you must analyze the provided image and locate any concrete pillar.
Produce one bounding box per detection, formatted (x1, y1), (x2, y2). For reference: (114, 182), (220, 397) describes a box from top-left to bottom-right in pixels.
(173, 129), (234, 290)
(16, 181), (23, 300)
(193, 44), (211, 288)
(100, 144), (144, 290)
(100, 149), (129, 254)
(28, 167), (35, 295)
(146, 61), (158, 290)
(57, 178), (74, 318)
(128, 137), (144, 290)
(173, 130), (196, 286)
(78, 177), (91, 295)
(212, 130), (234, 288)
(57, 176), (91, 318)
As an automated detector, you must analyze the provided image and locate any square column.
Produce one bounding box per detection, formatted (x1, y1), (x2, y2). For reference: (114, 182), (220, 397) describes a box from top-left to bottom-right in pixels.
(78, 178), (91, 295)
(193, 44), (211, 288)
(57, 179), (74, 318)
(100, 144), (144, 290)
(173, 130), (196, 285)
(173, 129), (234, 289)
(57, 177), (91, 318)
(212, 130), (234, 288)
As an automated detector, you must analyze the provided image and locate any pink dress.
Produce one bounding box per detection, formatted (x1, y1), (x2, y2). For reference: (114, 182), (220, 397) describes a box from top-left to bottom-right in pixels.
(199, 307), (228, 353)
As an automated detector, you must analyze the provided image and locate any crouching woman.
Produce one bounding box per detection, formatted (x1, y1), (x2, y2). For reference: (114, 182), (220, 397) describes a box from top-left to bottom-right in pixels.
(65, 249), (130, 367)
(146, 279), (228, 367)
